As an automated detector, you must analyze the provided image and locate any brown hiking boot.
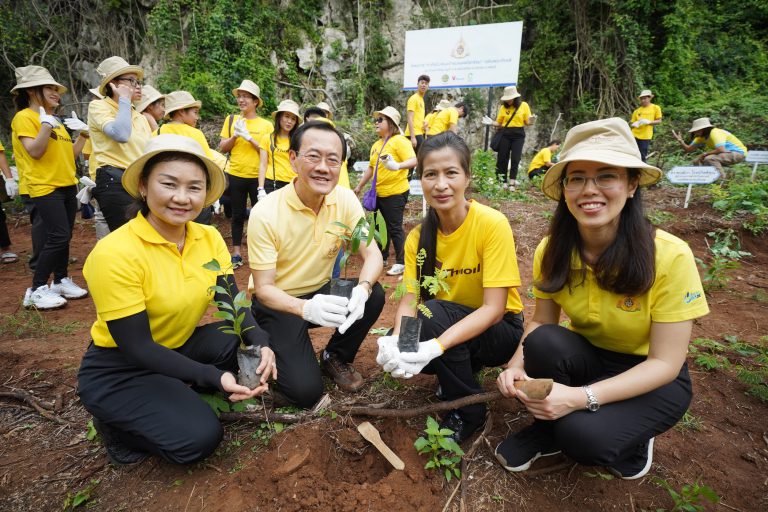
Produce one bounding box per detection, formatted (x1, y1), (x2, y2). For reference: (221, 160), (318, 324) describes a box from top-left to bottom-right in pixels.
(321, 351), (364, 392)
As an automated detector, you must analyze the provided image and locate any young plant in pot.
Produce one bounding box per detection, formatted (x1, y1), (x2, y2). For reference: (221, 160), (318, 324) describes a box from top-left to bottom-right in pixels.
(203, 258), (261, 389)
(327, 213), (387, 298)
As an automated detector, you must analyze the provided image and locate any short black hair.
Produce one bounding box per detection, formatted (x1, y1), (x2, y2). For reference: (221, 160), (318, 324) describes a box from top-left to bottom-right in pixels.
(290, 120), (347, 161)
(548, 140), (561, 146)
(303, 107), (327, 121)
(418, 75), (431, 83)
(455, 102), (468, 118)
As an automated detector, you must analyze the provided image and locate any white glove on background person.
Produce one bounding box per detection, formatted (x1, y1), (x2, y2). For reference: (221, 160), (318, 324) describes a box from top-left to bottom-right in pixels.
(38, 107), (60, 128)
(630, 121), (640, 128)
(257, 188), (267, 200)
(395, 338), (444, 376)
(481, 115), (494, 126)
(638, 118), (651, 126)
(76, 176), (96, 204)
(4, 177), (18, 198)
(376, 335), (400, 371)
(528, 114), (538, 124)
(338, 285), (369, 334)
(233, 118), (253, 141)
(63, 111), (88, 132)
(302, 294), (349, 328)
(383, 155), (400, 171)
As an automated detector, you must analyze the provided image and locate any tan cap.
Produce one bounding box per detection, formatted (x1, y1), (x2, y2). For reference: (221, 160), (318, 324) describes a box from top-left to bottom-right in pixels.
(164, 91), (202, 118)
(435, 99), (451, 111)
(10, 65), (67, 95)
(316, 101), (333, 118)
(500, 86), (521, 102)
(271, 99), (302, 123)
(122, 134), (226, 208)
(638, 89), (653, 98)
(541, 117), (662, 201)
(96, 56), (144, 96)
(374, 106), (402, 134)
(688, 117), (714, 133)
(135, 85), (165, 113)
(232, 80), (263, 108)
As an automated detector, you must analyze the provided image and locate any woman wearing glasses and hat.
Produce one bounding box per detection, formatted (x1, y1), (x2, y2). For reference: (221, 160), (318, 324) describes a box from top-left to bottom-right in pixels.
(77, 134), (276, 466)
(10, 65), (89, 310)
(353, 107), (417, 276)
(258, 99), (301, 194)
(495, 118), (708, 480)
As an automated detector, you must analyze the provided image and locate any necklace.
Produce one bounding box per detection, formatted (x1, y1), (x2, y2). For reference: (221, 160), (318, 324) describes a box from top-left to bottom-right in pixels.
(176, 229), (186, 252)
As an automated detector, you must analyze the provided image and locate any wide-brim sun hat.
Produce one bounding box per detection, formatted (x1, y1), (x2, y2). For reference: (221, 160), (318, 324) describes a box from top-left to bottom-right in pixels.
(164, 91), (202, 118)
(10, 65), (67, 95)
(638, 89), (653, 99)
(232, 80), (263, 108)
(88, 87), (104, 99)
(541, 117), (662, 201)
(688, 117), (714, 133)
(271, 99), (303, 123)
(135, 85), (165, 113)
(316, 101), (333, 119)
(500, 86), (521, 102)
(96, 56), (144, 96)
(123, 134), (226, 208)
(374, 106), (402, 134)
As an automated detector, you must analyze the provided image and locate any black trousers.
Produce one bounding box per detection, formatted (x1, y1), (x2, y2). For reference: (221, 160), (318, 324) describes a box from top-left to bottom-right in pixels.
(93, 166), (133, 231)
(22, 195), (46, 270)
(523, 324), (692, 467)
(265, 179), (290, 193)
(194, 206), (213, 225)
(228, 174), (260, 246)
(495, 127), (526, 182)
(31, 186), (77, 288)
(409, 134), (425, 179)
(528, 167), (548, 179)
(0, 205), (9, 248)
(635, 138), (651, 162)
(419, 300), (523, 421)
(251, 282), (385, 408)
(375, 191), (409, 265)
(77, 322), (239, 464)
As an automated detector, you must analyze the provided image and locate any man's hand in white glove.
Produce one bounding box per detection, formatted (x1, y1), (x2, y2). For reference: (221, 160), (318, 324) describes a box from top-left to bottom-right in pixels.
(63, 112), (88, 132)
(257, 188), (267, 200)
(396, 338), (444, 376)
(382, 155), (400, 171)
(4, 177), (18, 199)
(338, 284), (369, 334)
(481, 115), (494, 126)
(376, 335), (400, 371)
(302, 294), (349, 328)
(234, 119), (253, 141)
(38, 107), (60, 129)
(638, 118), (651, 126)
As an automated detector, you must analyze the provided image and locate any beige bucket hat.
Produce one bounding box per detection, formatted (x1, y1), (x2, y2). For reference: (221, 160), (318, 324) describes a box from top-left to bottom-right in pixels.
(316, 101), (333, 119)
(500, 86), (521, 102)
(638, 89), (653, 99)
(541, 117), (662, 201)
(688, 117), (714, 133)
(88, 87), (104, 99)
(96, 56), (144, 96)
(232, 80), (263, 108)
(10, 66), (67, 95)
(271, 99), (302, 123)
(435, 99), (451, 111)
(374, 106), (403, 134)
(123, 134), (226, 208)
(135, 85), (165, 113)
(164, 91), (202, 118)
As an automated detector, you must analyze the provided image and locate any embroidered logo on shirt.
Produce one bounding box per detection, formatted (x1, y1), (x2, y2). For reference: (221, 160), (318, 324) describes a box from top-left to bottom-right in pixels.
(684, 291), (702, 304)
(617, 296), (641, 312)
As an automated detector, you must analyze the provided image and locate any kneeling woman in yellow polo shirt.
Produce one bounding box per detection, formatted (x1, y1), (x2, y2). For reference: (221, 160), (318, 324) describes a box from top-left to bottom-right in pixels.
(258, 99), (301, 193)
(495, 118), (709, 479)
(77, 135), (276, 465)
(378, 132), (525, 443)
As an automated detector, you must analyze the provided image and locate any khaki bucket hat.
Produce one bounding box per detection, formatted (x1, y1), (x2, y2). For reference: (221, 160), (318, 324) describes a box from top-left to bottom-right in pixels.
(122, 134), (226, 208)
(638, 89), (653, 99)
(96, 56), (144, 96)
(541, 117), (662, 201)
(500, 86), (521, 102)
(271, 99), (302, 123)
(316, 101), (333, 119)
(135, 85), (165, 113)
(164, 91), (202, 118)
(374, 106), (403, 134)
(435, 99), (451, 111)
(10, 66), (67, 95)
(88, 87), (104, 99)
(232, 80), (263, 108)
(688, 117), (714, 133)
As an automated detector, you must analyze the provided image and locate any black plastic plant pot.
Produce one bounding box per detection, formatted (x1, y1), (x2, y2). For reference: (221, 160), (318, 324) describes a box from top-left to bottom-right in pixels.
(329, 278), (358, 299)
(398, 316), (422, 353)
(237, 345), (262, 389)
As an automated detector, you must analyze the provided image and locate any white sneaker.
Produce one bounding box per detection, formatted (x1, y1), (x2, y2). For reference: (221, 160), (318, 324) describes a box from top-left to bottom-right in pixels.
(50, 277), (88, 299)
(23, 285), (67, 310)
(386, 263), (405, 276)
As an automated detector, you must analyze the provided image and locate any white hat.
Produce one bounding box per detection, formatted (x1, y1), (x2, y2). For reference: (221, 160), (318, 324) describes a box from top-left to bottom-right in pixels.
(373, 106), (402, 134)
(271, 99), (302, 123)
(88, 87), (104, 99)
(316, 101), (333, 118)
(435, 99), (451, 111)
(135, 85), (165, 113)
(232, 80), (263, 108)
(500, 86), (521, 102)
(638, 89), (653, 99)
(10, 66), (67, 95)
(96, 56), (144, 96)
(688, 117), (714, 133)
(164, 91), (202, 118)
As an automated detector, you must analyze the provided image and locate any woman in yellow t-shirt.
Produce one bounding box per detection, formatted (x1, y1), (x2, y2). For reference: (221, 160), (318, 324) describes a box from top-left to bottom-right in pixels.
(10, 65), (88, 310)
(353, 106), (417, 276)
(258, 99), (301, 193)
(495, 118), (709, 479)
(77, 134), (276, 466)
(486, 86), (535, 189)
(377, 132), (524, 444)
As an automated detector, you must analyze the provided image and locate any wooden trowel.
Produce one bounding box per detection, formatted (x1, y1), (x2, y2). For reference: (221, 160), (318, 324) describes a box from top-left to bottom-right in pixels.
(357, 421), (405, 470)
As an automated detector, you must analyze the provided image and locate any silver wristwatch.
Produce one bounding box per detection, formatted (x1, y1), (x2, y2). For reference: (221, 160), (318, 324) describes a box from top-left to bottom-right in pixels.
(583, 385), (599, 412)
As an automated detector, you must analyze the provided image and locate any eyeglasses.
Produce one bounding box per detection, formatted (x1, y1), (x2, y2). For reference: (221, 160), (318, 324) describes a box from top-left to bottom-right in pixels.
(562, 173), (626, 191)
(115, 77), (143, 87)
(374, 117), (385, 124)
(297, 152), (342, 170)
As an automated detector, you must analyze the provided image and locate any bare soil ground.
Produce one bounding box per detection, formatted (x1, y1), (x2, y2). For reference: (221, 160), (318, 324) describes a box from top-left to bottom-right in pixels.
(1, 183), (766, 511)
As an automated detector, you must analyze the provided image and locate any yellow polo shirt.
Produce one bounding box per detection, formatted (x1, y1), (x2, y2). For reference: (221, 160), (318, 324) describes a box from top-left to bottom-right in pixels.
(10, 108), (77, 198)
(338, 161), (351, 189)
(532, 230), (709, 356)
(153, 123), (228, 170)
(259, 133), (295, 183)
(528, 147), (553, 174)
(432, 107), (459, 134)
(247, 183), (364, 296)
(404, 93), (426, 136)
(404, 200), (523, 314)
(88, 97), (152, 170)
(424, 112), (438, 136)
(84, 212), (231, 349)
(630, 104), (662, 140)
(368, 135), (415, 197)
(220, 115), (273, 178)
(496, 102), (531, 128)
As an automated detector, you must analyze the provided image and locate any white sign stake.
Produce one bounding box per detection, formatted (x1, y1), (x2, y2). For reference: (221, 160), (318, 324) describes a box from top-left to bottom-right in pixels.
(666, 166), (720, 208)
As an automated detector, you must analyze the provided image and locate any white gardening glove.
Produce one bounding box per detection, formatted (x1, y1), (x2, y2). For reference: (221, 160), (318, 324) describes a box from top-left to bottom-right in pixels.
(396, 338), (444, 376)
(213, 200), (222, 214)
(481, 115), (494, 126)
(233, 118), (253, 141)
(257, 188), (267, 200)
(630, 121), (640, 128)
(63, 111), (88, 132)
(528, 114), (537, 124)
(383, 155), (400, 171)
(337, 285), (369, 334)
(38, 107), (60, 129)
(376, 335), (400, 371)
(302, 294), (349, 328)
(4, 176), (18, 198)
(77, 176), (96, 204)
(638, 118), (651, 126)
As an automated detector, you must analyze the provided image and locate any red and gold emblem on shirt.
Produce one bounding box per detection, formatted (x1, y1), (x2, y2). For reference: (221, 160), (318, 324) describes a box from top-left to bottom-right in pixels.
(617, 296), (641, 312)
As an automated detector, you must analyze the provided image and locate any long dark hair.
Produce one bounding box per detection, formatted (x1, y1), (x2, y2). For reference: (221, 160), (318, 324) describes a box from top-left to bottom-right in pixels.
(275, 111), (299, 139)
(15, 86), (45, 112)
(415, 132), (471, 297)
(537, 167), (656, 296)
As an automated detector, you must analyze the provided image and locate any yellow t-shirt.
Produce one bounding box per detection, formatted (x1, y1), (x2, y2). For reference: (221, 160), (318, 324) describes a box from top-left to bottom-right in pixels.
(88, 97), (152, 170)
(532, 230), (709, 356)
(425, 112), (438, 136)
(404, 93), (426, 136)
(432, 107), (459, 134)
(82, 137), (98, 181)
(528, 147), (552, 174)
(84, 212), (232, 349)
(495, 102), (531, 128)
(154, 123), (227, 170)
(368, 135), (415, 197)
(10, 108), (77, 198)
(630, 104), (662, 140)
(404, 201), (523, 314)
(692, 127), (748, 156)
(247, 183), (364, 296)
(220, 115), (274, 179)
(259, 133), (295, 183)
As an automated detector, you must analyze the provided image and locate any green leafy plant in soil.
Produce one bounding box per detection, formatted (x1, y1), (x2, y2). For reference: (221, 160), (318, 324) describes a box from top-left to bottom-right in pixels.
(203, 258), (253, 347)
(695, 228), (751, 292)
(689, 335), (768, 402)
(62, 479), (100, 510)
(0, 309), (83, 339)
(652, 478), (720, 511)
(390, 248), (449, 318)
(414, 415), (464, 482)
(327, 213), (387, 278)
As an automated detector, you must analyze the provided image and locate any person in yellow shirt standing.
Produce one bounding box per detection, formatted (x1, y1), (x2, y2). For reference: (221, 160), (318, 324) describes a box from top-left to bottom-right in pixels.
(258, 100), (301, 194)
(405, 75), (430, 156)
(672, 117), (748, 179)
(629, 89), (662, 162)
(527, 140), (561, 179)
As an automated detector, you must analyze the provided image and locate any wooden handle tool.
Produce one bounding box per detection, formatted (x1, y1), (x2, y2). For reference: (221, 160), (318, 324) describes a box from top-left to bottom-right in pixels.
(513, 378), (554, 399)
(357, 421), (405, 470)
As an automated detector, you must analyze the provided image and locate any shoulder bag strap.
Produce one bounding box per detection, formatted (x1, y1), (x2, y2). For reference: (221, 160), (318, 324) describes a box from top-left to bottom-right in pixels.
(370, 136), (391, 188)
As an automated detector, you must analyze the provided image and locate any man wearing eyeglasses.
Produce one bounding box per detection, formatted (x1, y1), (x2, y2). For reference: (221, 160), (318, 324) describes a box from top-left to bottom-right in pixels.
(246, 121), (385, 408)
